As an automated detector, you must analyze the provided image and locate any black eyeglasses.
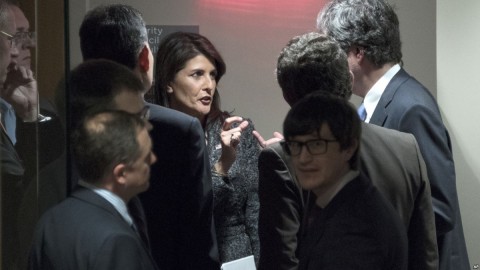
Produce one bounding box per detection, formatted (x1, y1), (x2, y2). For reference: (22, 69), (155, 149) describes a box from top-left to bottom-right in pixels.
(0, 30), (16, 48)
(281, 138), (337, 156)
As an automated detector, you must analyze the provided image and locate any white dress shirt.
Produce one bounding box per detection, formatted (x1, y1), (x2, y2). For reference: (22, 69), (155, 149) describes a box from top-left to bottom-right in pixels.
(363, 64), (401, 123)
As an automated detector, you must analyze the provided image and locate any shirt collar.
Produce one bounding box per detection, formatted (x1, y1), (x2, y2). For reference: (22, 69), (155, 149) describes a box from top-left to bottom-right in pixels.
(315, 170), (360, 208)
(78, 180), (134, 226)
(363, 64), (401, 122)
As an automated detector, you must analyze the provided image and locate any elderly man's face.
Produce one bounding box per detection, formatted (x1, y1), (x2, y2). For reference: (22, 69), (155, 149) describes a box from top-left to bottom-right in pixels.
(10, 5), (33, 69)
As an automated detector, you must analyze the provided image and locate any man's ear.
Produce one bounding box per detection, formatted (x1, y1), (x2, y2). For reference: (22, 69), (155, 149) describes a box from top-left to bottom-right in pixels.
(354, 46), (365, 63)
(138, 45), (150, 72)
(113, 163), (128, 185)
(348, 46), (365, 62)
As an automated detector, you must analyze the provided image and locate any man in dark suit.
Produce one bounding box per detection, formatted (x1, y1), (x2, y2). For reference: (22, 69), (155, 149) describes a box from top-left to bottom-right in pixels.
(256, 33), (437, 270)
(29, 110), (158, 270)
(283, 92), (407, 269)
(317, 1), (469, 269)
(78, 5), (219, 269)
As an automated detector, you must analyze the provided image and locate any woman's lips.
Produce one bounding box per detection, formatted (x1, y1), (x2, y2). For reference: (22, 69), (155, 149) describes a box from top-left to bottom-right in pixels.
(200, 96), (212, 105)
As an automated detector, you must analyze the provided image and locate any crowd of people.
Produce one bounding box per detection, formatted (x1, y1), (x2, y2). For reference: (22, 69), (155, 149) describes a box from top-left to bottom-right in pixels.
(0, 0), (470, 269)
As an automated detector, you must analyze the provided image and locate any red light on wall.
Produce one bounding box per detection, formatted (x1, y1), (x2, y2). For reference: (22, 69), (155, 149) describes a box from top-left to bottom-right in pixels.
(197, 0), (324, 15)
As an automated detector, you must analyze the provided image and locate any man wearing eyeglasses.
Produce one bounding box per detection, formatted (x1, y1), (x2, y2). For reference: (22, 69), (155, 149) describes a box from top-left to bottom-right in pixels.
(282, 92), (407, 269)
(9, 3), (34, 68)
(257, 33), (436, 270)
(0, 2), (37, 145)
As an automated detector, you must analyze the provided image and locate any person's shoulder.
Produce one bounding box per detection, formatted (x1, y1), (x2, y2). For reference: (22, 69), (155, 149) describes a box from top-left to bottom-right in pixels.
(146, 103), (203, 133)
(147, 102), (197, 122)
(351, 175), (401, 223)
(391, 69), (438, 107)
(363, 122), (416, 145)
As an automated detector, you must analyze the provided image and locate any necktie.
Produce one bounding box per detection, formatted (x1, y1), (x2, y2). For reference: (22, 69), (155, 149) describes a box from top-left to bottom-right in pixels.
(357, 103), (367, 121)
(128, 197), (151, 250)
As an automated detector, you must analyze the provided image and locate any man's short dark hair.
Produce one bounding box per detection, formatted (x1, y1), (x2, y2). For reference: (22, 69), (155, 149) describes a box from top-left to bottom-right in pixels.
(72, 110), (146, 183)
(283, 92), (361, 168)
(277, 32), (352, 106)
(79, 4), (147, 69)
(68, 59), (144, 130)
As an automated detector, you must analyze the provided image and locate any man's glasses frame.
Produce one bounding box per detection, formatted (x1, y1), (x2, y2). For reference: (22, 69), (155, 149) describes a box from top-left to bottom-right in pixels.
(0, 30), (35, 48)
(281, 138), (337, 156)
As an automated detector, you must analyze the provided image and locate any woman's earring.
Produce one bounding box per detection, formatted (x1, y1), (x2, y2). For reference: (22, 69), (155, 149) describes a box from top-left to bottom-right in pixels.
(167, 86), (173, 93)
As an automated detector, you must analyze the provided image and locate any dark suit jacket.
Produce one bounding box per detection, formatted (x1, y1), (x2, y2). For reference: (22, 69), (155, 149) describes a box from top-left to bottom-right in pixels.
(298, 173), (408, 270)
(369, 68), (469, 270)
(1, 103), (65, 269)
(258, 123), (438, 270)
(139, 103), (219, 270)
(28, 187), (157, 270)
(1, 126), (25, 269)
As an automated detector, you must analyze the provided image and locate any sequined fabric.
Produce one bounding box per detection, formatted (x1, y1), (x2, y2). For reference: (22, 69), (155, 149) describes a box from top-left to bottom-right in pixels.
(206, 115), (260, 265)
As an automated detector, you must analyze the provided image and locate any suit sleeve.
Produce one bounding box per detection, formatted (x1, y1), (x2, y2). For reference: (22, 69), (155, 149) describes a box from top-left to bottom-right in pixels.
(258, 145), (303, 270)
(182, 117), (220, 269)
(399, 104), (456, 236)
(406, 137), (439, 270)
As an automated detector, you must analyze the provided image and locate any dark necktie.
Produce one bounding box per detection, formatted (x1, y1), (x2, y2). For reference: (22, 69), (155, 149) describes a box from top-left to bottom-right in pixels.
(128, 196), (151, 251)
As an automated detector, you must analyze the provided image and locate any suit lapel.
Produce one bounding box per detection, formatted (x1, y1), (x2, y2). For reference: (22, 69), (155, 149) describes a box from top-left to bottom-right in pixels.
(369, 68), (410, 126)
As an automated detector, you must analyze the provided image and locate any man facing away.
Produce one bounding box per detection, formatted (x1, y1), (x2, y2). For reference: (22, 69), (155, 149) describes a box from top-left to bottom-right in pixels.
(28, 110), (157, 270)
(317, 0), (469, 269)
(78, 5), (218, 269)
(257, 33), (437, 270)
(283, 92), (407, 269)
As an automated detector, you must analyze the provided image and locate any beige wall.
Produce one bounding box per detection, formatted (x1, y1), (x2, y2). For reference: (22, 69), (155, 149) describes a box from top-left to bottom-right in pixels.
(69, 0), (435, 140)
(438, 0), (480, 265)
(69, 0), (478, 265)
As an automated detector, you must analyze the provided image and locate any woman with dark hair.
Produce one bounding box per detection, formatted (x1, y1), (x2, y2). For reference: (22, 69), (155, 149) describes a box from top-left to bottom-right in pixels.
(154, 32), (260, 264)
